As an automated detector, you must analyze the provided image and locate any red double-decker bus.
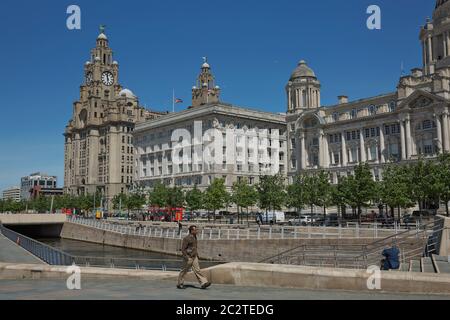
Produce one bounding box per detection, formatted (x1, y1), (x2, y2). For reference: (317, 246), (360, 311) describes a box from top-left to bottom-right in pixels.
(147, 207), (184, 222)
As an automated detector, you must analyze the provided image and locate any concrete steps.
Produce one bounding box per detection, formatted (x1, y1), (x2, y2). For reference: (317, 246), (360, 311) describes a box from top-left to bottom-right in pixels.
(421, 257), (436, 273)
(432, 255), (450, 274)
(410, 259), (421, 272)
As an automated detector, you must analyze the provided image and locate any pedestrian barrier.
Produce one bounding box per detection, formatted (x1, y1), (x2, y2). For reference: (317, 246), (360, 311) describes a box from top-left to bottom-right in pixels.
(67, 216), (403, 240)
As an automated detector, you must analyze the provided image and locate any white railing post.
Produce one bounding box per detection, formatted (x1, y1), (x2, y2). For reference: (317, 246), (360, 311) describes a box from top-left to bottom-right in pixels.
(218, 229), (221, 240)
(247, 229), (250, 240)
(269, 228), (272, 239)
(281, 227), (284, 239)
(257, 228), (261, 240)
(201, 229), (205, 240)
(166, 229), (170, 238)
(209, 229), (212, 240)
(237, 229), (240, 240)
(227, 229), (230, 240)
(173, 229), (176, 238)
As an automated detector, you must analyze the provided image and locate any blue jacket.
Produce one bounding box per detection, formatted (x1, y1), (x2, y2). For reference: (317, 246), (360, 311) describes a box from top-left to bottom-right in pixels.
(382, 247), (400, 270)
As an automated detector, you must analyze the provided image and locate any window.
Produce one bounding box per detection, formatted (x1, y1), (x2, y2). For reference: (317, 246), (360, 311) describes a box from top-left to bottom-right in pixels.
(389, 101), (396, 112)
(332, 113), (339, 121)
(369, 145), (377, 161)
(423, 120), (432, 130)
(368, 105), (376, 115)
(350, 109), (357, 119)
(334, 153), (340, 165)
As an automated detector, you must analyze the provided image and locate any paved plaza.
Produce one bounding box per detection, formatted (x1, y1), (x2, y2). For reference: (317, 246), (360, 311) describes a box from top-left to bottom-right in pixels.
(1, 278), (449, 300)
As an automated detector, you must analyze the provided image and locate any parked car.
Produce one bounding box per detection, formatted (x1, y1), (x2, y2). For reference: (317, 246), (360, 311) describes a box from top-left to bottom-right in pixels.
(314, 214), (339, 227)
(288, 215), (311, 226)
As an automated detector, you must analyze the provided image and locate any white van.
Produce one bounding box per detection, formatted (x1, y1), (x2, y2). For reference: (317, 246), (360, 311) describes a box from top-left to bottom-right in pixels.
(259, 211), (285, 224)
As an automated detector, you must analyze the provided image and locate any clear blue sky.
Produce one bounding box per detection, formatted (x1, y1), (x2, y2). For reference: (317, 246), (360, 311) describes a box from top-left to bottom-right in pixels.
(0, 0), (433, 192)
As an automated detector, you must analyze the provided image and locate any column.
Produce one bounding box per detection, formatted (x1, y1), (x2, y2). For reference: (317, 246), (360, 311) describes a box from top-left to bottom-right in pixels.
(288, 88), (292, 111)
(444, 33), (448, 58)
(341, 132), (348, 167)
(446, 32), (450, 58)
(443, 112), (450, 152)
(400, 120), (406, 160)
(405, 117), (412, 159)
(320, 131), (329, 168)
(428, 35), (433, 64)
(359, 129), (366, 163)
(300, 133), (306, 169)
(436, 113), (443, 153)
(379, 124), (386, 163)
(423, 40), (427, 68)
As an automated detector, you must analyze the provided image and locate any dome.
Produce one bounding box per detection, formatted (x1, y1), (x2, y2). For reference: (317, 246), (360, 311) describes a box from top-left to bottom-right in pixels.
(290, 60), (316, 80)
(97, 33), (108, 40)
(436, 0), (449, 8)
(85, 61), (91, 66)
(202, 62), (210, 68)
(94, 56), (101, 62)
(119, 89), (136, 98)
(113, 61), (119, 65)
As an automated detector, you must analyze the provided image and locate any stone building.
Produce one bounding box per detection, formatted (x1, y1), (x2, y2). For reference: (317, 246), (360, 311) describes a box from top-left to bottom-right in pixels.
(133, 60), (287, 191)
(287, 0), (450, 184)
(2, 187), (21, 202)
(63, 29), (164, 210)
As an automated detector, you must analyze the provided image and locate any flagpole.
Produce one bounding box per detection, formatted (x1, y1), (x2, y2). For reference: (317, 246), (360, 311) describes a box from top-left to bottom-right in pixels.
(172, 89), (175, 113)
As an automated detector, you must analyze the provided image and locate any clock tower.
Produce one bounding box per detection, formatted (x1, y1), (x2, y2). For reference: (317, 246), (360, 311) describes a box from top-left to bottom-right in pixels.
(64, 27), (163, 210)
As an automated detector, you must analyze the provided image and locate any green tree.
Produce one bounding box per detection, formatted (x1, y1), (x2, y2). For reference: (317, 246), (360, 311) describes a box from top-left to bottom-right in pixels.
(185, 185), (204, 220)
(232, 178), (258, 225)
(287, 175), (306, 220)
(381, 165), (414, 221)
(148, 182), (169, 208)
(257, 174), (286, 222)
(203, 178), (228, 223)
(342, 163), (377, 223)
(406, 159), (437, 216)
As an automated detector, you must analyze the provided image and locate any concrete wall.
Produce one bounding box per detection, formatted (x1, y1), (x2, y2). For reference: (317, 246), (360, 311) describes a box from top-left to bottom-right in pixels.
(60, 222), (419, 262)
(0, 214), (67, 226)
(189, 262), (450, 295)
(438, 215), (450, 257)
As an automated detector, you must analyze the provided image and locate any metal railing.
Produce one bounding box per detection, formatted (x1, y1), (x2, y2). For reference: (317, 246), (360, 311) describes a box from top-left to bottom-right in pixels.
(68, 216), (404, 240)
(258, 216), (446, 269)
(0, 224), (73, 266)
(0, 223), (224, 271)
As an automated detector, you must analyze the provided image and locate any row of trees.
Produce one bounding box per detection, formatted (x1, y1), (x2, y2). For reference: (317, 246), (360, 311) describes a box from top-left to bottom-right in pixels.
(3, 154), (450, 221)
(0, 193), (104, 214)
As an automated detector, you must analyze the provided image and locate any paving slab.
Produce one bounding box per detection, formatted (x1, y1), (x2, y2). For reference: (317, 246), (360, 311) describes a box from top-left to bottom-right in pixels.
(0, 234), (43, 264)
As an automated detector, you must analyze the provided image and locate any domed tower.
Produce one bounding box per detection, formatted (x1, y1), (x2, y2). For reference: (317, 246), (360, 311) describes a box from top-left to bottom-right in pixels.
(420, 0), (450, 74)
(286, 60), (321, 114)
(192, 58), (221, 107)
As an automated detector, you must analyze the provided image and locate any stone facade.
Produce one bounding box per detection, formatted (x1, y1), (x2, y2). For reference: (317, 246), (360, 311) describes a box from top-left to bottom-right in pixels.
(63, 30), (165, 210)
(133, 61), (287, 191)
(287, 1), (450, 184)
(2, 187), (21, 202)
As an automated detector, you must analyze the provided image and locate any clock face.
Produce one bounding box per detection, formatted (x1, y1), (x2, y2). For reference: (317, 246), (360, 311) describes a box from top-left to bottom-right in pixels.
(101, 71), (114, 86)
(85, 72), (93, 85)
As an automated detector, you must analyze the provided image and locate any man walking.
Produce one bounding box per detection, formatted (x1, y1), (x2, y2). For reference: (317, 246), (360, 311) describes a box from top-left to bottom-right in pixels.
(177, 226), (211, 289)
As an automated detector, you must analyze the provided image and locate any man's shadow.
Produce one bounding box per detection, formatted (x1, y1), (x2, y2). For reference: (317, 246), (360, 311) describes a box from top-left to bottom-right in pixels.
(183, 284), (204, 290)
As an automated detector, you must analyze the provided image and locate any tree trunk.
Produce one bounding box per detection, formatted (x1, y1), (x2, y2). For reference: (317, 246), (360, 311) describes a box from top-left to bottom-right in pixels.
(446, 201), (449, 217)
(357, 205), (362, 225)
(397, 206), (401, 223)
